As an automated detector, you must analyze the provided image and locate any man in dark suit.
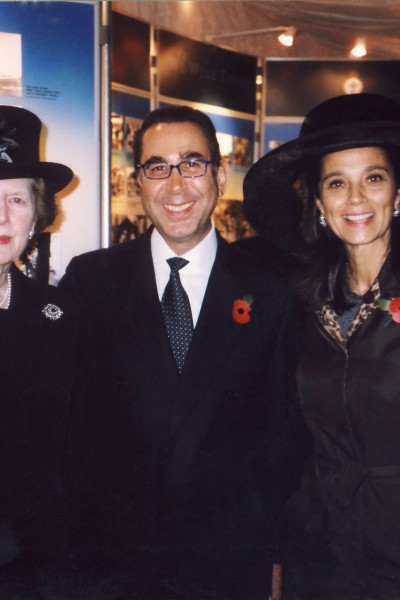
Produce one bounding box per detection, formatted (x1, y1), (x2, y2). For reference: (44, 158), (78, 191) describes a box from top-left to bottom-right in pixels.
(60, 106), (307, 600)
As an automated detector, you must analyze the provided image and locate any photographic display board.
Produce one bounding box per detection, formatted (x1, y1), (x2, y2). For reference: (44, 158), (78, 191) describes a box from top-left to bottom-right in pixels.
(112, 11), (150, 92)
(263, 59), (400, 155)
(111, 11), (257, 244)
(266, 60), (400, 117)
(111, 91), (151, 245)
(158, 30), (257, 115)
(0, 0), (99, 281)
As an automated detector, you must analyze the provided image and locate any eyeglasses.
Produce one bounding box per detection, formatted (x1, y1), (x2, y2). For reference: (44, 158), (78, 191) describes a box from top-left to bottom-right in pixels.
(136, 159), (217, 180)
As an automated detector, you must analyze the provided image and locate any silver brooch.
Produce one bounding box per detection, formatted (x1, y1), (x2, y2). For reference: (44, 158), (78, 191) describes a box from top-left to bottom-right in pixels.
(42, 303), (63, 320)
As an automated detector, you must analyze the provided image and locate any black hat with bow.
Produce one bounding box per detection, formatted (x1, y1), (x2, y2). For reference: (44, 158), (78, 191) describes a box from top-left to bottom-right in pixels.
(243, 93), (400, 239)
(0, 105), (73, 192)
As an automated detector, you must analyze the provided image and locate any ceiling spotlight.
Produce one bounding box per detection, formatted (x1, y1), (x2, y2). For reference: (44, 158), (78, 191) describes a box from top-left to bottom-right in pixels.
(278, 27), (296, 47)
(351, 38), (367, 58)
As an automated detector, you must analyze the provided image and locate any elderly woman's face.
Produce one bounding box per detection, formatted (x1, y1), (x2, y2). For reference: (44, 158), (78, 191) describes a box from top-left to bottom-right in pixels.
(0, 178), (36, 267)
(315, 146), (400, 253)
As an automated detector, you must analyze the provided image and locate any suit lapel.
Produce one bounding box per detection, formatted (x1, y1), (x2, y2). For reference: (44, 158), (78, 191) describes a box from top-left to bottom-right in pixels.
(111, 231), (180, 392)
(187, 245), (244, 376)
(162, 239), (250, 440)
(105, 233), (254, 441)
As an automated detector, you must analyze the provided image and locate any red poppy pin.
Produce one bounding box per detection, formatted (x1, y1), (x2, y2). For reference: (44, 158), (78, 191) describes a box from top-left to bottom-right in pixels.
(378, 297), (400, 324)
(232, 295), (253, 324)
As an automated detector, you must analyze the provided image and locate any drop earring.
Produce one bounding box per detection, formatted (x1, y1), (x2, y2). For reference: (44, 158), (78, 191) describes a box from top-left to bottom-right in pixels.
(319, 213), (327, 228)
(28, 226), (35, 240)
(394, 205), (400, 218)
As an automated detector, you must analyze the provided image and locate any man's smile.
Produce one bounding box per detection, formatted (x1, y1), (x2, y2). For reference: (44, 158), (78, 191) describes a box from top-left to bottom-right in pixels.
(163, 201), (194, 213)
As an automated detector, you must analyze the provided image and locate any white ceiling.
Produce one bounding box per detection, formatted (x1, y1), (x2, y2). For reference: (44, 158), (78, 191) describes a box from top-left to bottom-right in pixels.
(112, 1), (400, 60)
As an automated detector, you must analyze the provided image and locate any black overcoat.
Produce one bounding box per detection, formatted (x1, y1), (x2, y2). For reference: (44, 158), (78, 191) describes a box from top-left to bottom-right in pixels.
(0, 265), (92, 595)
(60, 229), (308, 600)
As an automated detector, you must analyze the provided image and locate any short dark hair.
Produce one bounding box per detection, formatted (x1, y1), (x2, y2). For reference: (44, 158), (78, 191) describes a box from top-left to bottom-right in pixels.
(133, 105), (221, 176)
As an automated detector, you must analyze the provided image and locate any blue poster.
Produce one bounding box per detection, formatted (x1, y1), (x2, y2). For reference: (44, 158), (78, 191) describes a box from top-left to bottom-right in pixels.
(0, 1), (99, 279)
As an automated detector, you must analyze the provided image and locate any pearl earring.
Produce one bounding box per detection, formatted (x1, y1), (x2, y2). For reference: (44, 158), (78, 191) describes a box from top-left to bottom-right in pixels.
(319, 213), (327, 228)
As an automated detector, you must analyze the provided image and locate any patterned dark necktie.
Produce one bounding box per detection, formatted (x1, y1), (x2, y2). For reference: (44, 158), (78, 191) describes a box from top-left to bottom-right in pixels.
(161, 257), (194, 372)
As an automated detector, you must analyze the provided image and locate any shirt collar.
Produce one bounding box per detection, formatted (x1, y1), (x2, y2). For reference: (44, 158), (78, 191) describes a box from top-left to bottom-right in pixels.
(151, 223), (217, 271)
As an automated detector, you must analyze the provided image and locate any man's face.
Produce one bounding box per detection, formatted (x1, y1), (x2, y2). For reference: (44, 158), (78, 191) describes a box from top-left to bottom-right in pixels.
(136, 121), (228, 255)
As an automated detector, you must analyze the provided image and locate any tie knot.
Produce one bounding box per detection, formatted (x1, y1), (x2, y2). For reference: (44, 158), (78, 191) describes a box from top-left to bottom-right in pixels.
(167, 257), (189, 273)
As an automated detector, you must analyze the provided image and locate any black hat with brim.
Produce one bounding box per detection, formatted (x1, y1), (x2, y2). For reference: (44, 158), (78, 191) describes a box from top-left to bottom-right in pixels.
(0, 105), (73, 192)
(243, 93), (400, 235)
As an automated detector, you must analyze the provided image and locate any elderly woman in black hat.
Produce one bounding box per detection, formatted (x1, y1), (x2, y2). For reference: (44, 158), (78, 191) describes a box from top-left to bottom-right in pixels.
(245, 93), (400, 599)
(0, 105), (90, 598)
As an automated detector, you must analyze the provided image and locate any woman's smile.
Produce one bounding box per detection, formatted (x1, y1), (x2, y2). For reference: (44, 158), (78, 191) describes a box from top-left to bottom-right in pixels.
(342, 212), (374, 224)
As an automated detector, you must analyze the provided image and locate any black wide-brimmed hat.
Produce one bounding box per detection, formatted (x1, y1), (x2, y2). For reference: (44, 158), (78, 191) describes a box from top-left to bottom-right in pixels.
(243, 93), (400, 238)
(0, 105), (73, 192)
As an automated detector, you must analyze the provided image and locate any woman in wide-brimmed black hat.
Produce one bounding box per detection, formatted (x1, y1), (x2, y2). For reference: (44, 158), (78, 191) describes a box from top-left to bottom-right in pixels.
(0, 105), (92, 599)
(246, 93), (400, 599)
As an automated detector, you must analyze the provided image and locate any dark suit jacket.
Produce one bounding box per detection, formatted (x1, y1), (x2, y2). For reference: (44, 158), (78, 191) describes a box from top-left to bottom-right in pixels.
(0, 266), (92, 594)
(232, 235), (297, 280)
(60, 229), (308, 600)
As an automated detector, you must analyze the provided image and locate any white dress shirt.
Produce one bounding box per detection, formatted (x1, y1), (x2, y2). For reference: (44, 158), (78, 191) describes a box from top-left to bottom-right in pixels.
(151, 224), (218, 327)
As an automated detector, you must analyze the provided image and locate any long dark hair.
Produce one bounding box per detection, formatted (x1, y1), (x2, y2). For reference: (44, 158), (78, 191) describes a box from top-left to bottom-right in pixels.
(295, 145), (400, 311)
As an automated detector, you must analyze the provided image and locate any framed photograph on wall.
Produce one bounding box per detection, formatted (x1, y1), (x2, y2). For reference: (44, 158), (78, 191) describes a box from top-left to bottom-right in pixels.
(111, 112), (150, 244)
(213, 199), (255, 243)
(110, 91), (152, 244)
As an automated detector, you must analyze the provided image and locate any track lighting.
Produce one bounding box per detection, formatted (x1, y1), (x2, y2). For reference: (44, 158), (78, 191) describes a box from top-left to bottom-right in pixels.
(207, 26), (297, 48)
(278, 27), (296, 47)
(350, 38), (367, 58)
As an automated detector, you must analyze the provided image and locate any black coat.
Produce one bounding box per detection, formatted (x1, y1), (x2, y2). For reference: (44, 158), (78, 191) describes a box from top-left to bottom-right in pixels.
(284, 256), (400, 598)
(60, 230), (309, 600)
(0, 265), (93, 596)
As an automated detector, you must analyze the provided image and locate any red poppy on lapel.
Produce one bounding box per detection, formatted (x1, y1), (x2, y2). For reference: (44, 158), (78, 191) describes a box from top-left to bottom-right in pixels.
(232, 295), (253, 324)
(378, 296), (400, 324)
(389, 297), (400, 323)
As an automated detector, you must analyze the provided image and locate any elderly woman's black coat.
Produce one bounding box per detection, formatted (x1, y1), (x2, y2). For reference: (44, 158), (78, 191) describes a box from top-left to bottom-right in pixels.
(0, 265), (91, 593)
